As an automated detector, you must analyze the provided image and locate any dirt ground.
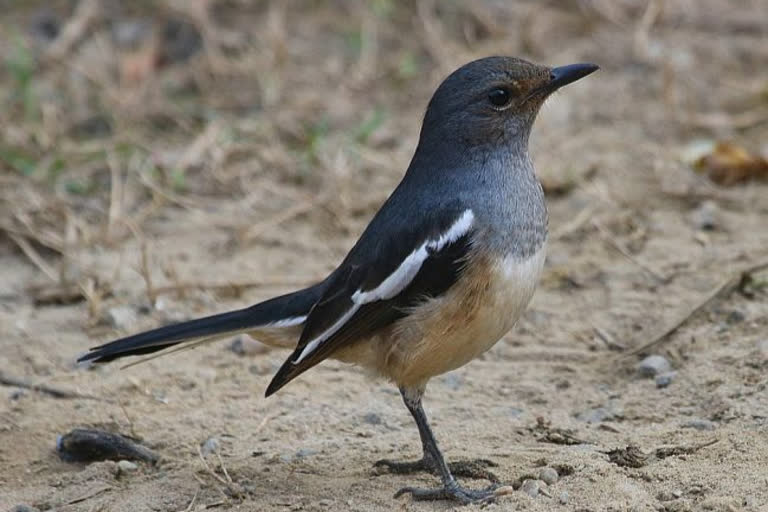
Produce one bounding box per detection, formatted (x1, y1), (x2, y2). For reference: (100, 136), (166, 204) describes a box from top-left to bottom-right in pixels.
(2, 1), (768, 511)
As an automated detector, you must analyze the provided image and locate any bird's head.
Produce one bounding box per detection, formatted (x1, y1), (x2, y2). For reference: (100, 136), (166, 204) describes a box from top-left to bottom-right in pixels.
(418, 57), (599, 153)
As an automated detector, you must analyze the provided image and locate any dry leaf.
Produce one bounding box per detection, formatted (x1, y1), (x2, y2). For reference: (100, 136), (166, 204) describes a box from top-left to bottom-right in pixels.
(694, 141), (768, 186)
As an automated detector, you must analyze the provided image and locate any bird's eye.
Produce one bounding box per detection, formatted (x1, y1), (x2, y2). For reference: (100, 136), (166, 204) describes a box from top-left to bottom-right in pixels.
(488, 88), (512, 108)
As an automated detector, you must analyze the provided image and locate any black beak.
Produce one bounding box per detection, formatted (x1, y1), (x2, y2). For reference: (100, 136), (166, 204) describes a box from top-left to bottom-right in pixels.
(549, 63), (599, 89)
(530, 63), (599, 98)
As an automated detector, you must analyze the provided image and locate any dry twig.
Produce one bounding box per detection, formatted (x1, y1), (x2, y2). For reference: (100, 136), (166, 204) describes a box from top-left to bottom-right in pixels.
(633, 0), (663, 60)
(592, 220), (668, 283)
(66, 485), (113, 505)
(106, 151), (124, 242)
(178, 487), (200, 512)
(8, 233), (58, 282)
(45, 0), (102, 61)
(0, 372), (104, 401)
(627, 258), (768, 356)
(552, 205), (596, 240)
(238, 192), (332, 242)
(197, 444), (243, 499)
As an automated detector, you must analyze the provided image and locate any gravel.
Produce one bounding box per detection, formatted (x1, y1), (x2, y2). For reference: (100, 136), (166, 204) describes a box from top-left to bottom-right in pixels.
(200, 436), (220, 456)
(655, 371), (677, 388)
(117, 460), (139, 474)
(230, 335), (269, 356)
(521, 479), (540, 497)
(689, 200), (719, 231)
(637, 355), (672, 378)
(538, 467), (559, 485)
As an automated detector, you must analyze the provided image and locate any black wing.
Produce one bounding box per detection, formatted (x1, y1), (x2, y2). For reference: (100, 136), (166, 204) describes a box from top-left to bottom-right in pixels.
(265, 208), (475, 396)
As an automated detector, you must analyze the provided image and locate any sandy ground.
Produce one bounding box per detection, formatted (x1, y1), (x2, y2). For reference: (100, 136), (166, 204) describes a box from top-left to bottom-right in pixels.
(2, 1), (768, 511)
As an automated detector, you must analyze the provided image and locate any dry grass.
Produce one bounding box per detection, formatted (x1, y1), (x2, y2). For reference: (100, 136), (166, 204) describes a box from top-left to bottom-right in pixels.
(2, 0), (767, 329)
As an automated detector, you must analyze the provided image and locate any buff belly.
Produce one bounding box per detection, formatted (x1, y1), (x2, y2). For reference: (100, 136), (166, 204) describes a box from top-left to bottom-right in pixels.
(374, 244), (547, 388)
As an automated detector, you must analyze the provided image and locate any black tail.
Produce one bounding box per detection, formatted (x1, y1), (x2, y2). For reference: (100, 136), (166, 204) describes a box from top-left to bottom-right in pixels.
(78, 283), (325, 364)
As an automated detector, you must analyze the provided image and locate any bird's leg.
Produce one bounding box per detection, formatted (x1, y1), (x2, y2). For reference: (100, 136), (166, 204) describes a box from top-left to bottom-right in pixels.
(389, 386), (498, 504)
(375, 390), (499, 482)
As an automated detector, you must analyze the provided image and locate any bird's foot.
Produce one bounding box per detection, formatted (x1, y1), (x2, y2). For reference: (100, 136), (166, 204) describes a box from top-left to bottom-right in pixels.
(375, 457), (499, 482)
(375, 456), (432, 474)
(394, 481), (499, 504)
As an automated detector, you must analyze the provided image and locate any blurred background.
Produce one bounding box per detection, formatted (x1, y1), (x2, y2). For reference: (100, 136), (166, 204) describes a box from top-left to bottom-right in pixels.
(2, 1), (768, 511)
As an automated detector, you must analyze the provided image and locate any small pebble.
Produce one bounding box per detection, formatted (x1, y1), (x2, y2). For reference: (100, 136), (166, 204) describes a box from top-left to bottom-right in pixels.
(200, 437), (220, 456)
(12, 505), (40, 512)
(683, 419), (716, 431)
(362, 412), (382, 425)
(521, 479), (540, 497)
(229, 335), (269, 356)
(655, 371), (677, 389)
(637, 355), (671, 378)
(538, 467), (559, 485)
(559, 491), (569, 505)
(117, 460), (139, 473)
(756, 339), (768, 355)
(690, 200), (719, 231)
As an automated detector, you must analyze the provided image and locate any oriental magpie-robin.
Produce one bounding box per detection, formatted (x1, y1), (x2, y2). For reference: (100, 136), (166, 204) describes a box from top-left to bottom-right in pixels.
(79, 56), (598, 504)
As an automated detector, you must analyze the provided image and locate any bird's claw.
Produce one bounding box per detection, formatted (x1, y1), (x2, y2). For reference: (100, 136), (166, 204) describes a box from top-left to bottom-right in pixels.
(394, 482), (499, 504)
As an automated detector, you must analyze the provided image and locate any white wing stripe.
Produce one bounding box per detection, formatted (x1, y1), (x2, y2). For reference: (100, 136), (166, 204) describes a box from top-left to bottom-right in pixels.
(352, 209), (474, 304)
(293, 209), (474, 364)
(293, 306), (359, 363)
(352, 246), (428, 303)
(431, 209), (475, 251)
(267, 315), (307, 328)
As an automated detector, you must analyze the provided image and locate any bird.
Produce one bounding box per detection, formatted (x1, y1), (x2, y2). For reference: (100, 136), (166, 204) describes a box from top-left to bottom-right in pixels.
(78, 56), (598, 504)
